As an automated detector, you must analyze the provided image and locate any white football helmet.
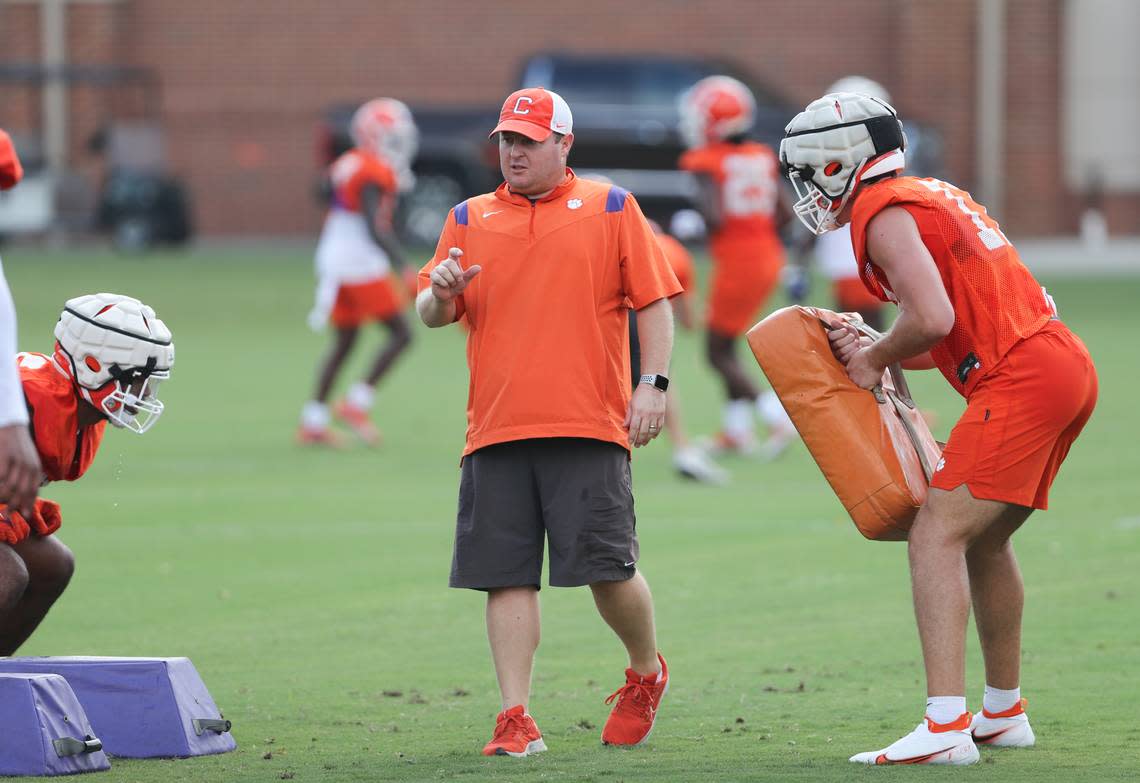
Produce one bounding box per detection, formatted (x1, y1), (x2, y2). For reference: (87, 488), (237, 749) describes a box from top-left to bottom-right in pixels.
(350, 98), (419, 191)
(826, 75), (892, 105)
(678, 75), (756, 149)
(53, 293), (174, 434)
(779, 92), (907, 235)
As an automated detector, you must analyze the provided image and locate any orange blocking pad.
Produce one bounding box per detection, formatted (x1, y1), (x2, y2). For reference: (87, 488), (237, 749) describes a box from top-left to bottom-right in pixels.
(746, 306), (941, 541)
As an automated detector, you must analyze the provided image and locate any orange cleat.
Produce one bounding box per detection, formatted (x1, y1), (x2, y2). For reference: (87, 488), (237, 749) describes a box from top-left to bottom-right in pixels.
(703, 431), (758, 458)
(333, 400), (381, 446)
(295, 425), (346, 448)
(481, 705), (547, 757)
(601, 653), (669, 746)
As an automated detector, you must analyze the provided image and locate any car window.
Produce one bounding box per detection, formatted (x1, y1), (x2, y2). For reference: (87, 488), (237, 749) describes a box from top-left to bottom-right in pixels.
(633, 62), (706, 107)
(549, 62), (635, 106)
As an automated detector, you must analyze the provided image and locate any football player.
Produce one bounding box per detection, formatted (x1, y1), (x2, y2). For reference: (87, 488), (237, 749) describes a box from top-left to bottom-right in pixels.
(299, 98), (418, 446)
(678, 76), (796, 459)
(782, 91), (1097, 765)
(0, 293), (174, 654)
(809, 76), (892, 330)
(0, 128), (43, 520)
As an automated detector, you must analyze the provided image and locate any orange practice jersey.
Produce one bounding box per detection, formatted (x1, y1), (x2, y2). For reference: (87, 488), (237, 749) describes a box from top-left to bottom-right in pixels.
(0, 353), (106, 544)
(678, 141), (782, 261)
(655, 233), (694, 294)
(849, 177), (1056, 397)
(18, 353), (105, 482)
(0, 128), (23, 190)
(328, 148), (398, 216)
(419, 170), (682, 456)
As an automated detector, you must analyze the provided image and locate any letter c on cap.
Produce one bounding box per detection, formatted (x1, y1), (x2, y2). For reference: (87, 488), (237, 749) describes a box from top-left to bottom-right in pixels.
(512, 96), (534, 115)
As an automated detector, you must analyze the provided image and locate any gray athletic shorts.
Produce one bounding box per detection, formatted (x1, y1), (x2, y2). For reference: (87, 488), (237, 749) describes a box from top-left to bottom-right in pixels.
(449, 438), (638, 590)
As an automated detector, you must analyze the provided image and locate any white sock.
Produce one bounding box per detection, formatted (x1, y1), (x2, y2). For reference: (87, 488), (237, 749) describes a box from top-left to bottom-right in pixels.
(756, 389), (793, 430)
(346, 382), (375, 411)
(723, 399), (754, 439)
(982, 685), (1020, 715)
(301, 401), (329, 429)
(925, 696), (967, 725)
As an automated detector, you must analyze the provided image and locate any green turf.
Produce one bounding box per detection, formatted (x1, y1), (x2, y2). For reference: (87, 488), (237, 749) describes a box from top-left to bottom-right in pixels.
(1, 246), (1137, 781)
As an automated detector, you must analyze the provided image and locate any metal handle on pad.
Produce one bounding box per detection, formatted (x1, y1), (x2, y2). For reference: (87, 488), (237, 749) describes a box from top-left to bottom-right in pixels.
(844, 320), (917, 409)
(53, 735), (103, 757)
(193, 717), (232, 736)
(822, 313), (934, 480)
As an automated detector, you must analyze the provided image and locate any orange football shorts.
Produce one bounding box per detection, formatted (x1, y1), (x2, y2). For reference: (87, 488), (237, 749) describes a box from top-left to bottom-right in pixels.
(706, 245), (784, 337)
(330, 276), (404, 329)
(930, 320), (1097, 510)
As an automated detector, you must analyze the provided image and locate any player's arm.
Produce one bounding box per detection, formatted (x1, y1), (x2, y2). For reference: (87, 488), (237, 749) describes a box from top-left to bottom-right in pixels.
(360, 184), (408, 270)
(901, 352), (937, 370)
(777, 187), (814, 302)
(692, 173), (723, 233)
(0, 272), (41, 518)
(843, 207), (953, 387)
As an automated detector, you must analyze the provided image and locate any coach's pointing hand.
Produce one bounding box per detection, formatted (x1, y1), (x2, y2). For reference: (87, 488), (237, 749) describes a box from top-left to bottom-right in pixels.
(430, 248), (481, 303)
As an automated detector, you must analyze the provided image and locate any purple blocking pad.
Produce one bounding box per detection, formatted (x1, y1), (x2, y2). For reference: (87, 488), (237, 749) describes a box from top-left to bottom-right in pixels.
(0, 673), (111, 776)
(0, 657), (235, 758)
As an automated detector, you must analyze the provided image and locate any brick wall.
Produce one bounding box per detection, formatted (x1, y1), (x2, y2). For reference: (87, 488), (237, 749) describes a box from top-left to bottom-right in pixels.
(2, 0), (1137, 236)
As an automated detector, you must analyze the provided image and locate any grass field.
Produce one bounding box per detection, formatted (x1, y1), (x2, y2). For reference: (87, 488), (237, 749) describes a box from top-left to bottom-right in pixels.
(2, 245), (1137, 782)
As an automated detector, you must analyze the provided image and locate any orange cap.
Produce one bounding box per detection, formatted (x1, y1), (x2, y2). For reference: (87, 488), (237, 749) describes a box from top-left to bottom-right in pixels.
(489, 87), (573, 142)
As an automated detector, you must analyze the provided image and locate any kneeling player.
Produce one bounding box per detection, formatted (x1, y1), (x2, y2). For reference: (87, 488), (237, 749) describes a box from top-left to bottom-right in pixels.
(0, 293), (174, 654)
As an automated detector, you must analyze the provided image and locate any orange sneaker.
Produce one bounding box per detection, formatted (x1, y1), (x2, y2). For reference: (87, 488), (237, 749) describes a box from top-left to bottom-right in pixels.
(601, 653), (669, 746)
(295, 425), (346, 448)
(481, 705), (547, 757)
(702, 431), (758, 458)
(333, 400), (381, 446)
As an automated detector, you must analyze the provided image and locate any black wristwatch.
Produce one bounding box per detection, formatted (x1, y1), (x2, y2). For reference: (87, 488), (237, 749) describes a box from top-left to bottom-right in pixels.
(639, 373), (669, 392)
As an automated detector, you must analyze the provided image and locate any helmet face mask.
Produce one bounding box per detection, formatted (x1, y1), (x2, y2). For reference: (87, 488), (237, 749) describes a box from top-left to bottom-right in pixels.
(786, 166), (843, 235)
(780, 92), (907, 235)
(53, 293), (174, 434)
(99, 365), (169, 434)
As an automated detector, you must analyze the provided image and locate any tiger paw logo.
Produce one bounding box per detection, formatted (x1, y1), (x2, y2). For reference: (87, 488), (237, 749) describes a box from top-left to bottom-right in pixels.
(567, 198), (583, 210)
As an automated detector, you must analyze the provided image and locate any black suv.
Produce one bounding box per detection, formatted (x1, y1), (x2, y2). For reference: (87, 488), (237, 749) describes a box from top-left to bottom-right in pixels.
(317, 53), (943, 245)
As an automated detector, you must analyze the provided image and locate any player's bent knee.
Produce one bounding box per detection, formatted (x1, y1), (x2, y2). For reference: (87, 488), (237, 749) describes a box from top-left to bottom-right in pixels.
(37, 544), (75, 596)
(18, 538), (75, 597)
(0, 547), (31, 610)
